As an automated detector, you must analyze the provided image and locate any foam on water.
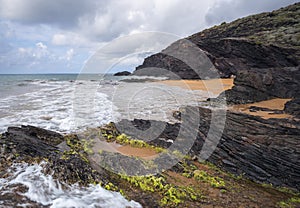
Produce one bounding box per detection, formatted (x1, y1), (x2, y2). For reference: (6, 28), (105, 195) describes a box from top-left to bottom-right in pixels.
(0, 163), (142, 208)
(0, 80), (117, 133)
(0, 76), (213, 133)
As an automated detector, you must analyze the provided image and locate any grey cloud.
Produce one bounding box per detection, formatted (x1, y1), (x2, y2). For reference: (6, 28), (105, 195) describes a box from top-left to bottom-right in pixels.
(0, 0), (99, 28)
(0, 0), (298, 47)
(205, 0), (299, 26)
(0, 0), (211, 43)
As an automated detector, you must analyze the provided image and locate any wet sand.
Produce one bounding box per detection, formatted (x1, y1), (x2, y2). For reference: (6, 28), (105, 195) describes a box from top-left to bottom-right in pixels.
(158, 78), (234, 95)
(158, 79), (292, 119)
(231, 98), (292, 119)
(117, 145), (158, 159)
(93, 140), (158, 159)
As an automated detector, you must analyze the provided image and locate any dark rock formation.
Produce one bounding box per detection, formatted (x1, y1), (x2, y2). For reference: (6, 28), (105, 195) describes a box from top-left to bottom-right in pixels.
(191, 107), (300, 191)
(0, 125), (63, 158)
(284, 98), (300, 117)
(133, 3), (300, 79)
(116, 107), (300, 191)
(113, 71), (131, 76)
(134, 52), (203, 79)
(0, 125), (106, 186)
(1, 112), (299, 206)
(221, 66), (300, 104)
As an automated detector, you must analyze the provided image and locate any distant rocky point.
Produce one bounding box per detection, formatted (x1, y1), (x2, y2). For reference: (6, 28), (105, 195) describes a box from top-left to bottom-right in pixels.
(113, 71), (131, 76)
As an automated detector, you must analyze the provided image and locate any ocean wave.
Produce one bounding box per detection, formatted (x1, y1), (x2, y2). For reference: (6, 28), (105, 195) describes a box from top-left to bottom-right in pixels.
(0, 163), (141, 208)
(0, 81), (117, 133)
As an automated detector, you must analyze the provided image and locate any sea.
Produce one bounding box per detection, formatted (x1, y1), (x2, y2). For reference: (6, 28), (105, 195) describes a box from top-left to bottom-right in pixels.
(0, 73), (211, 207)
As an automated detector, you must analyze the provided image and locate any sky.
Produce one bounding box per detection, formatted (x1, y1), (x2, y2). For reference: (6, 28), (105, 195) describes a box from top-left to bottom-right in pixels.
(0, 0), (298, 74)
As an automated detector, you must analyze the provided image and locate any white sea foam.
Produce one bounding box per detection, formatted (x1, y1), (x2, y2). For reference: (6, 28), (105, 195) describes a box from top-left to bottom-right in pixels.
(0, 163), (142, 208)
(0, 77), (214, 133)
(0, 80), (117, 133)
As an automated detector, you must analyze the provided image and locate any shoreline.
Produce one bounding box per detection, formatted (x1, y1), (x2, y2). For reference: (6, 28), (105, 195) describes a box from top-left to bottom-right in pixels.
(158, 79), (293, 120)
(230, 98), (292, 119)
(158, 78), (234, 95)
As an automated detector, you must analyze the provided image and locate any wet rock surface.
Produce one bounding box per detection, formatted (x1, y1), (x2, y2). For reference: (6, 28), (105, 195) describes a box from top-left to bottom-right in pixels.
(0, 126), (116, 190)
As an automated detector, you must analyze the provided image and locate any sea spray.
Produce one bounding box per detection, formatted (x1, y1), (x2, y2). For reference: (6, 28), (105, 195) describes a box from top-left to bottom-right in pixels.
(1, 163), (142, 208)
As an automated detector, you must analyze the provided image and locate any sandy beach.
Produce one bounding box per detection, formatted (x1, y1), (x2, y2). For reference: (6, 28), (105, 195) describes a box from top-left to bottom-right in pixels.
(231, 98), (292, 119)
(159, 79), (292, 119)
(158, 78), (234, 95)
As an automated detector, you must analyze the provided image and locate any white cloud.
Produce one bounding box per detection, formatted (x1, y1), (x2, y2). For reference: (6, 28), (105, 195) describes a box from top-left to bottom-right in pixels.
(34, 42), (48, 58)
(51, 32), (99, 48)
(65, 48), (74, 61)
(52, 34), (67, 45)
(17, 42), (49, 61)
(36, 42), (47, 50)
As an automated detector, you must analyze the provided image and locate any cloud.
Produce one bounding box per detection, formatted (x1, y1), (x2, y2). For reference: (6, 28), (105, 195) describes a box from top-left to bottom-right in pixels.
(0, 0), (97, 28)
(0, 0), (298, 73)
(17, 42), (49, 60)
(2, 0), (296, 45)
(51, 32), (98, 48)
(205, 0), (299, 25)
(52, 34), (67, 45)
(65, 48), (74, 61)
(76, 0), (214, 42)
(0, 0), (215, 44)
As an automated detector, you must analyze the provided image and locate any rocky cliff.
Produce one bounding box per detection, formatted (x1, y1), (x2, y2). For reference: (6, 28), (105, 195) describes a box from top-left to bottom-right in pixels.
(134, 3), (300, 79)
(134, 3), (300, 109)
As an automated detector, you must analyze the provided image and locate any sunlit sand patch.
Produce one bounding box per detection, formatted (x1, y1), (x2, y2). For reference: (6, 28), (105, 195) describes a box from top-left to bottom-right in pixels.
(92, 140), (158, 160)
(158, 78), (234, 95)
(117, 145), (158, 160)
(231, 98), (293, 119)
